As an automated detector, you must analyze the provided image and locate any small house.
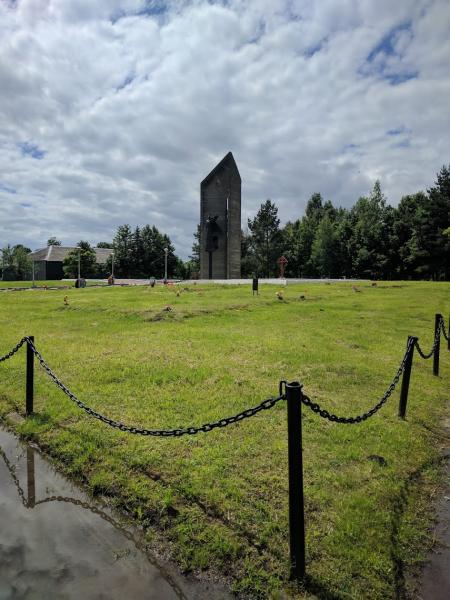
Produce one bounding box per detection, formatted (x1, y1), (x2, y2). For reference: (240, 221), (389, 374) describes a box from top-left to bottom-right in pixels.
(29, 246), (113, 280)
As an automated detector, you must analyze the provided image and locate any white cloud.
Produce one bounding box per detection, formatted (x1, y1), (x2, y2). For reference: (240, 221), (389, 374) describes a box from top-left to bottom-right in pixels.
(0, 0), (449, 258)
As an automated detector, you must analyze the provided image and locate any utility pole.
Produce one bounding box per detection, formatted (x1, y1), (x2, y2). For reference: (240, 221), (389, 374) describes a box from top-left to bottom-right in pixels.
(78, 247), (81, 280)
(164, 247), (168, 281)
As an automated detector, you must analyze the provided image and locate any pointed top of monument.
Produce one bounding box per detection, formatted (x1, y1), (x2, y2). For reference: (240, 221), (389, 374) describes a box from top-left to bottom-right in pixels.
(201, 152), (241, 188)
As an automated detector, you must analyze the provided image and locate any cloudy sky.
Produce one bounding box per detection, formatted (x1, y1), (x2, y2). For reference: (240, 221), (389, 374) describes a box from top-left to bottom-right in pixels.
(1, 0), (449, 258)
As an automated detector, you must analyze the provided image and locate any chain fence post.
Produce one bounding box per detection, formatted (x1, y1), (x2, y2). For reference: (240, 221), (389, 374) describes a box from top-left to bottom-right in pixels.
(286, 381), (306, 581)
(398, 336), (416, 419)
(26, 336), (34, 416)
(26, 446), (35, 508)
(433, 314), (441, 376)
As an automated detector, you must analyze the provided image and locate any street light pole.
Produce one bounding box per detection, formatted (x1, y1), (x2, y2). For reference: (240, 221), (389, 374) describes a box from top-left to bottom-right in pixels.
(164, 247), (168, 282)
(32, 260), (35, 287)
(78, 248), (81, 280)
(111, 252), (115, 278)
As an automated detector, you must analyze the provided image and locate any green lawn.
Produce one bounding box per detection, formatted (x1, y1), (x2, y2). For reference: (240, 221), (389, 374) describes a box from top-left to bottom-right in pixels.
(0, 281), (448, 598)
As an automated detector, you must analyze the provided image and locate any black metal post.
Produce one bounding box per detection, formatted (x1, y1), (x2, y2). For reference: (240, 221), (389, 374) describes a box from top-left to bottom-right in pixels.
(26, 336), (34, 416)
(286, 381), (306, 581)
(26, 446), (35, 508)
(433, 314), (441, 376)
(252, 277), (259, 296)
(398, 336), (416, 419)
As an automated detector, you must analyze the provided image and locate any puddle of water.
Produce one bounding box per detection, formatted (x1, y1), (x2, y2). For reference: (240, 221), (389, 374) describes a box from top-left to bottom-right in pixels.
(0, 426), (230, 600)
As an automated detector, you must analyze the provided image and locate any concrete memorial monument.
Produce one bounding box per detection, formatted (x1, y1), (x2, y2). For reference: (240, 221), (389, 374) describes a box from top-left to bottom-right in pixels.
(200, 152), (241, 279)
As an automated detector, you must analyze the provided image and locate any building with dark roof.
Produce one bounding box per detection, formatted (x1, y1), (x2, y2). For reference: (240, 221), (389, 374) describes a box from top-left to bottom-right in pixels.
(200, 152), (241, 279)
(29, 246), (113, 280)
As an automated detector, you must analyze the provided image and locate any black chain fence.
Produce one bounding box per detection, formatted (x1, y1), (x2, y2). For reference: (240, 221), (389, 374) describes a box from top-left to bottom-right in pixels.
(0, 337), (28, 363)
(0, 447), (28, 507)
(0, 315), (447, 433)
(0, 313), (447, 584)
(26, 337), (285, 436)
(299, 336), (415, 424)
(414, 318), (442, 359)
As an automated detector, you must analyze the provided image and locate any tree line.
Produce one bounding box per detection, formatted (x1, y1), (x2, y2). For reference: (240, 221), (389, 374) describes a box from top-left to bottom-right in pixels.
(2, 165), (448, 281)
(193, 164), (448, 281)
(0, 224), (184, 280)
(61, 225), (183, 278)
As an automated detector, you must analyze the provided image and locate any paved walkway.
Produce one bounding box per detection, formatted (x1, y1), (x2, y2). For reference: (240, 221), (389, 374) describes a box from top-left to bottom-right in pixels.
(418, 416), (450, 599)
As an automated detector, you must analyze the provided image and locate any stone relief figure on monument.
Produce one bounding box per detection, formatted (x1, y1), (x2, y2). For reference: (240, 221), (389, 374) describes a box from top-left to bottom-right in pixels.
(205, 215), (220, 252)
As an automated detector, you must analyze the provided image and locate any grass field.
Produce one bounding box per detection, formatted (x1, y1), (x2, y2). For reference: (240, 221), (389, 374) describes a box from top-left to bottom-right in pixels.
(0, 281), (449, 598)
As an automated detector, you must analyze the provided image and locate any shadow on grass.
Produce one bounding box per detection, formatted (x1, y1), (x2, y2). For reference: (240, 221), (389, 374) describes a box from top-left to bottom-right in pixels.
(302, 574), (346, 599)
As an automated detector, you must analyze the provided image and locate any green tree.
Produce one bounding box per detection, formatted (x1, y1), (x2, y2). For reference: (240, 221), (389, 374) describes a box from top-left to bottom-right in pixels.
(63, 241), (96, 278)
(247, 199), (282, 277)
(240, 229), (258, 277)
(188, 225), (201, 274)
(310, 216), (340, 277)
(132, 226), (145, 277)
(108, 224), (179, 278)
(1, 244), (31, 280)
(96, 242), (113, 248)
(281, 220), (302, 277)
(419, 165), (450, 280)
(110, 225), (133, 277)
(13, 244), (32, 280)
(139, 225), (177, 278)
(349, 181), (389, 278)
(47, 237), (61, 246)
(300, 193), (325, 276)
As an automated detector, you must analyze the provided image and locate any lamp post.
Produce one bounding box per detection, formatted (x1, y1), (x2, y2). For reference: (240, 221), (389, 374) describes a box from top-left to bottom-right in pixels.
(77, 248), (81, 281)
(164, 247), (168, 282)
(111, 252), (115, 278)
(32, 260), (35, 287)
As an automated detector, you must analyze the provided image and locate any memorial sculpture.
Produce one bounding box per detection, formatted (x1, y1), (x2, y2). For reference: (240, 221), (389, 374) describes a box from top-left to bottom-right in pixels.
(200, 152), (241, 279)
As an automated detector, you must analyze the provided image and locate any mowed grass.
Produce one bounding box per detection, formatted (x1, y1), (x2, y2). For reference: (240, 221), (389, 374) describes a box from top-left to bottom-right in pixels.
(0, 281), (448, 598)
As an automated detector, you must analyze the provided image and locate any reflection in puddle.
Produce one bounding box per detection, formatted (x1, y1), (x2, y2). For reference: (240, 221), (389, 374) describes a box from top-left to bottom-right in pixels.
(0, 426), (229, 600)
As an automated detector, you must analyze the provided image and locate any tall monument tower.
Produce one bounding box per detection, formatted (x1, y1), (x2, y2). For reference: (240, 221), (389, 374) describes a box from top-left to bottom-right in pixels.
(200, 152), (241, 279)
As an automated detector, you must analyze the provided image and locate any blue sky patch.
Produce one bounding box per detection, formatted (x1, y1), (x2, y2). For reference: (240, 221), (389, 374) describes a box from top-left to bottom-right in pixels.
(343, 143), (359, 152)
(0, 182), (17, 194)
(387, 127), (404, 136)
(137, 1), (167, 18)
(387, 126), (412, 136)
(304, 38), (326, 58)
(21, 202), (32, 208)
(392, 139), (411, 149)
(111, 1), (167, 24)
(385, 71), (418, 85)
(116, 73), (135, 92)
(363, 21), (418, 85)
(19, 141), (46, 160)
(367, 22), (412, 63)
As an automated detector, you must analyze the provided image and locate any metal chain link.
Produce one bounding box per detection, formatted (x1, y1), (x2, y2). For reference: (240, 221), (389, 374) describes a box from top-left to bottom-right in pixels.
(2, 313), (445, 435)
(0, 448), (28, 507)
(299, 337), (415, 424)
(0, 337), (28, 362)
(35, 495), (139, 533)
(414, 317), (443, 359)
(25, 337), (285, 436)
